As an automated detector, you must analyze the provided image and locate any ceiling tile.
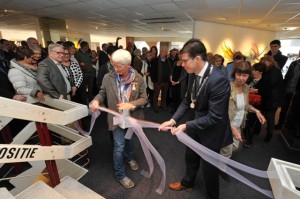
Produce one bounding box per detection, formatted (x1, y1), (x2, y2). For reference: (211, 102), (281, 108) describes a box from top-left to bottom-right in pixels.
(109, 0), (145, 7)
(150, 2), (180, 12)
(144, 0), (172, 3)
(85, 0), (120, 9)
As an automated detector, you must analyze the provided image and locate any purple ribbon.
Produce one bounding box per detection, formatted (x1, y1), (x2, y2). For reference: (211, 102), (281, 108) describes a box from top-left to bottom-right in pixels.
(75, 109), (100, 136)
(76, 107), (276, 198)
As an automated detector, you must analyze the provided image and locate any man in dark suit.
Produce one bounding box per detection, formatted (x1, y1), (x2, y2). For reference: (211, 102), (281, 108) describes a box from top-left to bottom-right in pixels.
(95, 46), (118, 90)
(150, 46), (171, 112)
(159, 39), (232, 199)
(37, 43), (71, 99)
(98, 43), (109, 67)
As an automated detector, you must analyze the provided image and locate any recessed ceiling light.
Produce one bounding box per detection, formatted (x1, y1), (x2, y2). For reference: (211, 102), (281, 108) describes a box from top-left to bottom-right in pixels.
(95, 26), (98, 29)
(217, 17), (226, 21)
(4, 10), (8, 12)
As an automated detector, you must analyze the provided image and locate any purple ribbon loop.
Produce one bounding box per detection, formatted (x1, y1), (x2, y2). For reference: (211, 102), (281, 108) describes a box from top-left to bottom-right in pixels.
(75, 109), (100, 136)
(77, 107), (276, 197)
(177, 133), (274, 198)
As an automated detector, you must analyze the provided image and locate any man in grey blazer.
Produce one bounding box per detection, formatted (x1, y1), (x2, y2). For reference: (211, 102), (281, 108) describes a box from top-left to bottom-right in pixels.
(159, 39), (232, 199)
(90, 49), (147, 189)
(37, 43), (71, 99)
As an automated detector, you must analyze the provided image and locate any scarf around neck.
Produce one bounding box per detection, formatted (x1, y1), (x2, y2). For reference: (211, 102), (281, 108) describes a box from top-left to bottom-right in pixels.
(115, 67), (135, 103)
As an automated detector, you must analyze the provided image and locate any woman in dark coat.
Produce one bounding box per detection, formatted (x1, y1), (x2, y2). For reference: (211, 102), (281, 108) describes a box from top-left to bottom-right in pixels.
(259, 55), (285, 142)
(243, 62), (266, 147)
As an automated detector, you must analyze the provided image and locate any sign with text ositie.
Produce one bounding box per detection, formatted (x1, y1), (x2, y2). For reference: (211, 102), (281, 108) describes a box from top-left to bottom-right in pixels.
(0, 145), (69, 163)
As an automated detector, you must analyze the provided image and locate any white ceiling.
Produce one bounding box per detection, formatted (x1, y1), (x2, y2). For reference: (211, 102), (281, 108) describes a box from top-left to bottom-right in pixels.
(0, 0), (300, 39)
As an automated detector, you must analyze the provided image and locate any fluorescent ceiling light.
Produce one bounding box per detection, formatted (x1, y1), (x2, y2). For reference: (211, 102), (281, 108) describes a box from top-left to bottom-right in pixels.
(282, 27), (299, 31)
(178, 30), (192, 33)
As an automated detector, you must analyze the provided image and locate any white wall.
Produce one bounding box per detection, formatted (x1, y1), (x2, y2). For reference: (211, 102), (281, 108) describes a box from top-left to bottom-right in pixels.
(0, 30), (37, 41)
(90, 34), (126, 50)
(66, 32), (91, 48)
(193, 21), (276, 64)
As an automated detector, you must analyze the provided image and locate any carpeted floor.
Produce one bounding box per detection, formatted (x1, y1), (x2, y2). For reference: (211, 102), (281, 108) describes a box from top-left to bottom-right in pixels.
(79, 107), (300, 199)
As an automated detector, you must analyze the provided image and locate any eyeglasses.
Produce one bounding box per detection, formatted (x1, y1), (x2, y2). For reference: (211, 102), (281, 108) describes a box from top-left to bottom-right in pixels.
(113, 62), (128, 69)
(52, 50), (64, 55)
(63, 53), (70, 56)
(180, 58), (193, 63)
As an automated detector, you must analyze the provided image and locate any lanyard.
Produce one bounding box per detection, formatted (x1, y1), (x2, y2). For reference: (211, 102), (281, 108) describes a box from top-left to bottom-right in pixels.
(190, 66), (213, 109)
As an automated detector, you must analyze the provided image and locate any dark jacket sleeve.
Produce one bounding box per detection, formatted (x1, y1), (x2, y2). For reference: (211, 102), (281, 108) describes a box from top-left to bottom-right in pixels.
(98, 51), (109, 67)
(284, 60), (298, 85)
(96, 63), (108, 90)
(277, 55), (288, 70)
(0, 72), (15, 99)
(149, 59), (158, 83)
(0, 89), (14, 99)
(185, 75), (231, 130)
(172, 74), (194, 122)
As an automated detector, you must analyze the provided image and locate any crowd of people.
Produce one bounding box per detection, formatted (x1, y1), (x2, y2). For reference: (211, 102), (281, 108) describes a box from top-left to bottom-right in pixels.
(1, 36), (299, 199)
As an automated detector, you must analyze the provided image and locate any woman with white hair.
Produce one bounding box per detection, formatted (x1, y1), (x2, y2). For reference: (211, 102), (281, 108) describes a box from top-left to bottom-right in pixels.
(89, 49), (147, 189)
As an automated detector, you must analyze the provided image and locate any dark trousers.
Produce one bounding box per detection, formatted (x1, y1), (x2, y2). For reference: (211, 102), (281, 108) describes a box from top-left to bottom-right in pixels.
(277, 93), (293, 127)
(181, 130), (220, 199)
(171, 84), (181, 110)
(244, 112), (262, 144)
(153, 82), (169, 109)
(263, 108), (278, 138)
(82, 74), (96, 103)
(147, 87), (154, 106)
(72, 83), (88, 105)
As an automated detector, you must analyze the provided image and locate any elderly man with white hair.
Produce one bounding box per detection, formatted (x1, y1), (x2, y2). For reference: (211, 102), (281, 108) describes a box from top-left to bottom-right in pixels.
(89, 49), (147, 188)
(37, 43), (71, 99)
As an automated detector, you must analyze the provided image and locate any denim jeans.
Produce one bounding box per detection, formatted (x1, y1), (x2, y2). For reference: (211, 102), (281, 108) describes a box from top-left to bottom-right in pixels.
(112, 127), (134, 180)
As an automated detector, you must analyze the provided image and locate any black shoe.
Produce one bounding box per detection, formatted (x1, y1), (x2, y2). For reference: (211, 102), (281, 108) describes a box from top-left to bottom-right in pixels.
(243, 142), (252, 148)
(264, 134), (272, 142)
(162, 107), (168, 111)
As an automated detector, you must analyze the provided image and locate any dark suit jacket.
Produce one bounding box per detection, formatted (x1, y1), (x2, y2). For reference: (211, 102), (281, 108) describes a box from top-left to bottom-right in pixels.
(172, 64), (232, 150)
(284, 59), (299, 89)
(98, 50), (109, 67)
(260, 65), (284, 110)
(0, 68), (15, 99)
(150, 57), (171, 83)
(37, 57), (69, 99)
(95, 61), (113, 90)
(267, 50), (288, 70)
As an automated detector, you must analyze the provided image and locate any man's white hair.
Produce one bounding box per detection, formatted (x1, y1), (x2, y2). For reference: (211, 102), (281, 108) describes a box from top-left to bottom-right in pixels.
(111, 49), (132, 65)
(48, 43), (63, 52)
